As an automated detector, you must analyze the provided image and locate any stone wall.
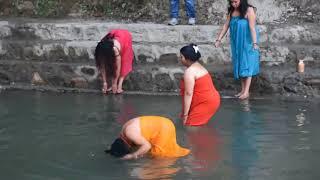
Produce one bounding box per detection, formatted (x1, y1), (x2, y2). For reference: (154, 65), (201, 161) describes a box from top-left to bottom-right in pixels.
(0, 0), (319, 96)
(0, 20), (319, 96)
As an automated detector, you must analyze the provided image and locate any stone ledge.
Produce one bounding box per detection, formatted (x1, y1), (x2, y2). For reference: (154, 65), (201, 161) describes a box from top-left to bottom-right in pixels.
(0, 59), (319, 96)
(0, 20), (319, 45)
(0, 20), (271, 45)
(1, 40), (319, 65)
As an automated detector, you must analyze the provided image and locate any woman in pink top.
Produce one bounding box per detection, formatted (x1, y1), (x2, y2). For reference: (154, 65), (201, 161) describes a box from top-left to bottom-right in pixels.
(95, 29), (134, 94)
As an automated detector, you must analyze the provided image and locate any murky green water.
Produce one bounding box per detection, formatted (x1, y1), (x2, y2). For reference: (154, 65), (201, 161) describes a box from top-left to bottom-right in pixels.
(0, 91), (319, 180)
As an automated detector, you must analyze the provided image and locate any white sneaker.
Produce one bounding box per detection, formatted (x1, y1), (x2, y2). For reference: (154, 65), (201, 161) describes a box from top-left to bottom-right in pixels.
(168, 18), (178, 26)
(188, 18), (196, 25)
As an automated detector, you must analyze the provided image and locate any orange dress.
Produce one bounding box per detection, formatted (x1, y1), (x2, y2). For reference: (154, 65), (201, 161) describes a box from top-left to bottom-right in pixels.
(139, 116), (190, 158)
(104, 29), (134, 77)
(180, 73), (220, 126)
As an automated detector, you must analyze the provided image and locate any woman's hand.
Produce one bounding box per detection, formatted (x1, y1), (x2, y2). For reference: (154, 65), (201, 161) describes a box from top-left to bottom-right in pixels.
(253, 43), (259, 50)
(214, 40), (221, 48)
(183, 116), (188, 125)
(121, 154), (138, 160)
(180, 113), (188, 125)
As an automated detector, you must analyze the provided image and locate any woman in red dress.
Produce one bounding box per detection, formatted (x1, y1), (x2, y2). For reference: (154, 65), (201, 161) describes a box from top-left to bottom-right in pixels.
(180, 44), (220, 126)
(95, 29), (134, 94)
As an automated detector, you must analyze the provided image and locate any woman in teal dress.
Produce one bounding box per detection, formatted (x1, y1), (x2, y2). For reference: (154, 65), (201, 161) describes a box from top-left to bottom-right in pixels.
(215, 0), (259, 100)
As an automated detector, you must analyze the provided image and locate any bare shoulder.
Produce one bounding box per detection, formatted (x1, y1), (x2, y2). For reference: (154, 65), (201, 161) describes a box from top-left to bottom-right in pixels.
(113, 39), (121, 51)
(123, 118), (140, 136)
(184, 67), (196, 79)
(247, 7), (256, 15)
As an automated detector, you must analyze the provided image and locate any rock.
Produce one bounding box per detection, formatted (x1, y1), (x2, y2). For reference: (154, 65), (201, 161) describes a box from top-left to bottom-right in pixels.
(305, 78), (320, 88)
(17, 1), (34, 10)
(31, 72), (46, 85)
(0, 72), (10, 85)
(154, 73), (174, 91)
(126, 72), (153, 91)
(158, 53), (178, 65)
(70, 77), (88, 88)
(81, 67), (96, 76)
(2, 8), (11, 16)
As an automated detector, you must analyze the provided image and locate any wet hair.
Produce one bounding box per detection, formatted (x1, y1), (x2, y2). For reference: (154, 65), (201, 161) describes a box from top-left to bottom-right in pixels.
(105, 138), (130, 158)
(94, 33), (116, 77)
(228, 0), (255, 19)
(180, 43), (201, 62)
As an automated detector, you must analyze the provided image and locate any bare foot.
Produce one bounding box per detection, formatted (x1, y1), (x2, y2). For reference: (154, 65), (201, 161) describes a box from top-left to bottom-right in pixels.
(235, 92), (243, 97)
(116, 89), (124, 94)
(238, 93), (249, 100)
(102, 83), (109, 94)
(111, 85), (117, 94)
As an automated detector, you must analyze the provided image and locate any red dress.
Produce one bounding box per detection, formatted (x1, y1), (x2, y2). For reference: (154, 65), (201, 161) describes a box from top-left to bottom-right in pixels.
(180, 73), (220, 126)
(104, 29), (134, 77)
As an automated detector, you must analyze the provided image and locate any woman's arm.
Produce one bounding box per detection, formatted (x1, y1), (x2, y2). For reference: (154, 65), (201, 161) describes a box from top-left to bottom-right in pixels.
(215, 15), (231, 47)
(121, 127), (151, 160)
(247, 7), (258, 49)
(183, 69), (195, 125)
(112, 47), (121, 93)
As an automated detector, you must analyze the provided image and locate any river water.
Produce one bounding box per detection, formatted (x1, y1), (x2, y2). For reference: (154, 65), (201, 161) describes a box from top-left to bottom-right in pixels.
(0, 91), (319, 179)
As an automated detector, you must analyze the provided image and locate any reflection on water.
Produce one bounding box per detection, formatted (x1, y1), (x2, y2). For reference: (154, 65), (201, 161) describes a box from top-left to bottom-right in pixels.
(130, 158), (180, 180)
(0, 91), (319, 179)
(185, 126), (221, 174)
(232, 102), (261, 180)
(294, 108), (311, 151)
(296, 112), (306, 127)
(112, 95), (137, 125)
(239, 99), (251, 112)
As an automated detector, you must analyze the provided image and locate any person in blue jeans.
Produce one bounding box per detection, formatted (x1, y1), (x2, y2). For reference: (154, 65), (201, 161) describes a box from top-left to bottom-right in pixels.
(168, 0), (196, 25)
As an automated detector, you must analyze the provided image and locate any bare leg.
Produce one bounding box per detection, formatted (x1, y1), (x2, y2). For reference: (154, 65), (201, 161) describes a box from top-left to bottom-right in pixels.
(100, 67), (109, 94)
(235, 79), (245, 97)
(239, 77), (252, 100)
(116, 76), (125, 94)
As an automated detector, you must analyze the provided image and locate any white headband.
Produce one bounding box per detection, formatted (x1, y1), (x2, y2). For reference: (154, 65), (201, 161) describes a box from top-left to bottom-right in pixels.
(193, 45), (199, 53)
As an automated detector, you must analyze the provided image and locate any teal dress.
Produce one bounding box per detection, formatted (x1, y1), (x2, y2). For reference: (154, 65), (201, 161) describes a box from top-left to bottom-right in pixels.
(229, 16), (260, 80)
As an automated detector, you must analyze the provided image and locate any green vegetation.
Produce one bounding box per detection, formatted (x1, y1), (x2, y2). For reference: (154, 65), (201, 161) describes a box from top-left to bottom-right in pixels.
(35, 0), (59, 17)
(3, 0), (165, 21)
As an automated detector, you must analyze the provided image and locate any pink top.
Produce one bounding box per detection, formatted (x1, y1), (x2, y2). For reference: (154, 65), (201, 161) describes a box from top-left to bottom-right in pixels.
(103, 29), (134, 77)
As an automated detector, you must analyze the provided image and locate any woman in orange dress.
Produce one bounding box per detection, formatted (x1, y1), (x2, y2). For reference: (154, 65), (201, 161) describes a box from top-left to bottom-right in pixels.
(105, 116), (190, 160)
(95, 29), (134, 94)
(180, 44), (220, 126)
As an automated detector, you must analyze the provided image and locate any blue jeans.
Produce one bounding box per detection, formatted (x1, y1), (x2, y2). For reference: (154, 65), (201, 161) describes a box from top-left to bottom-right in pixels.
(170, 0), (196, 18)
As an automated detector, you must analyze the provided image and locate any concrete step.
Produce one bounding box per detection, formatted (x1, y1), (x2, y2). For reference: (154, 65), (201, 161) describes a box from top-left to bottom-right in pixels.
(0, 39), (233, 64)
(1, 20), (319, 66)
(1, 20), (319, 45)
(1, 39), (320, 65)
(0, 20), (272, 43)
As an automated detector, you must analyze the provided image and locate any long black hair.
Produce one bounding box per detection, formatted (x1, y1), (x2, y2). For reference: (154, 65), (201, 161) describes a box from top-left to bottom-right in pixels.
(180, 43), (201, 62)
(105, 138), (130, 158)
(94, 33), (116, 77)
(228, 0), (255, 19)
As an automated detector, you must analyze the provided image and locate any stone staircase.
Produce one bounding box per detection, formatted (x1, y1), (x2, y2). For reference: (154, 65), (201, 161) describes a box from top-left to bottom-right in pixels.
(0, 19), (319, 96)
